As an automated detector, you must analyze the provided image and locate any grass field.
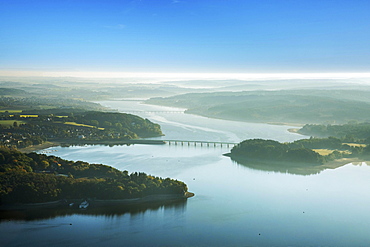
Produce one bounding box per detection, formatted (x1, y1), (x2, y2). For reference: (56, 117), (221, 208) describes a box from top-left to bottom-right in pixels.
(313, 149), (352, 156)
(8, 115), (38, 118)
(343, 143), (367, 147)
(0, 120), (26, 126)
(313, 149), (335, 155)
(64, 122), (105, 130)
(0, 110), (22, 113)
(20, 115), (38, 118)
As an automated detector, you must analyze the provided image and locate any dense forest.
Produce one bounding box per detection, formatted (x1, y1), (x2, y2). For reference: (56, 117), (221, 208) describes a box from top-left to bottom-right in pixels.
(227, 137), (370, 166)
(228, 139), (325, 165)
(146, 90), (370, 124)
(298, 122), (370, 141)
(0, 147), (188, 204)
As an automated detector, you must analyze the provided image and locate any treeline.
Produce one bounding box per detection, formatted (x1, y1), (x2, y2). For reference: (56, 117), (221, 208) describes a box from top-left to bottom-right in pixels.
(229, 139), (325, 164)
(0, 96), (105, 111)
(289, 136), (343, 149)
(0, 88), (27, 96)
(69, 111), (163, 138)
(299, 122), (370, 142)
(0, 147), (188, 204)
(0, 111), (163, 149)
(228, 137), (370, 165)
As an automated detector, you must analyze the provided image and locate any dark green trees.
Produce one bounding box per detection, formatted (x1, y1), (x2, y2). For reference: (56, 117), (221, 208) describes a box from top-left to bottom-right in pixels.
(229, 139), (324, 165)
(0, 147), (188, 204)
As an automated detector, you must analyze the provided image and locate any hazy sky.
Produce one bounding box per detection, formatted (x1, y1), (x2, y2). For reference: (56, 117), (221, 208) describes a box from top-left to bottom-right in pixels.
(1, 0), (370, 74)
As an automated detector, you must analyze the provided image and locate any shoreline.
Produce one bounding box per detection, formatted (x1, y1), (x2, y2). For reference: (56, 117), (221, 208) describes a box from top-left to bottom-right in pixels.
(184, 109), (306, 127)
(287, 128), (300, 133)
(224, 152), (369, 175)
(0, 192), (195, 211)
(225, 152), (367, 167)
(18, 141), (61, 153)
(323, 157), (369, 167)
(144, 101), (305, 128)
(17, 139), (166, 153)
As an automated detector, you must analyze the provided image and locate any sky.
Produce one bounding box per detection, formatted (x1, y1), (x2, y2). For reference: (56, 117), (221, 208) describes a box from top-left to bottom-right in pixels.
(1, 0), (370, 76)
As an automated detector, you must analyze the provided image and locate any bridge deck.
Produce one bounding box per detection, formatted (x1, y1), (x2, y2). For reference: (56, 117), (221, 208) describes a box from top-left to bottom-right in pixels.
(162, 140), (237, 147)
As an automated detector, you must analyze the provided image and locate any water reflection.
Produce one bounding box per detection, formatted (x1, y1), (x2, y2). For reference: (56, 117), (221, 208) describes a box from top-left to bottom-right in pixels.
(0, 199), (187, 222)
(228, 156), (356, 175)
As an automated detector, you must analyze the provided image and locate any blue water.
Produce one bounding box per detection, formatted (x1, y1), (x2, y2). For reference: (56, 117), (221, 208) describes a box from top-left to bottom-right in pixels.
(2, 101), (370, 247)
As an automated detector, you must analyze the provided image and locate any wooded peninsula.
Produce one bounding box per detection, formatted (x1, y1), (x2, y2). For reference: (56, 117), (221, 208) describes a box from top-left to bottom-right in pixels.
(0, 107), (163, 150)
(226, 127), (370, 175)
(0, 147), (189, 207)
(227, 136), (370, 164)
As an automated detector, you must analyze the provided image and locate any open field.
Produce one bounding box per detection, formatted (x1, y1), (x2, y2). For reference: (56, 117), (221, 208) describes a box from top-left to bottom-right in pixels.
(8, 114), (39, 118)
(313, 149), (351, 156)
(0, 120), (26, 126)
(0, 110), (22, 113)
(343, 143), (367, 147)
(313, 149), (335, 155)
(64, 122), (105, 130)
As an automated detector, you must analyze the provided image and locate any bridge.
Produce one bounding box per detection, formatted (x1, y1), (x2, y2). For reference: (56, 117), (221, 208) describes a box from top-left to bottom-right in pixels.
(162, 140), (238, 148)
(57, 139), (238, 148)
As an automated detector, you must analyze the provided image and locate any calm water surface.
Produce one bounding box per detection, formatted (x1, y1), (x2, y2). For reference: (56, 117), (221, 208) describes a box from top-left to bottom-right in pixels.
(2, 100), (370, 247)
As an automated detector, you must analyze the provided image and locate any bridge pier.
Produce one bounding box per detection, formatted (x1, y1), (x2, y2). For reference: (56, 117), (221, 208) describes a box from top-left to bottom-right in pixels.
(164, 140), (237, 148)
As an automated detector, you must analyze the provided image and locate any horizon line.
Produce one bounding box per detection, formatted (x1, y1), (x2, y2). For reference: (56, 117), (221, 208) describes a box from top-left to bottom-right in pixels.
(1, 70), (370, 81)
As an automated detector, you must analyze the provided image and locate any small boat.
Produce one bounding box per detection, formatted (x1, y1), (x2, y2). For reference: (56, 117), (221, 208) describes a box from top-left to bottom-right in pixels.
(79, 200), (89, 209)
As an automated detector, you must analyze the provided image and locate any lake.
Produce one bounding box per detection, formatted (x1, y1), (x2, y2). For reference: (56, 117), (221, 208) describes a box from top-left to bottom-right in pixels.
(1, 100), (370, 247)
